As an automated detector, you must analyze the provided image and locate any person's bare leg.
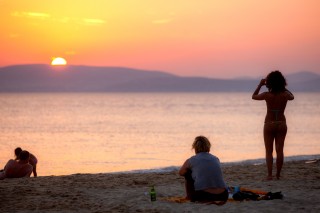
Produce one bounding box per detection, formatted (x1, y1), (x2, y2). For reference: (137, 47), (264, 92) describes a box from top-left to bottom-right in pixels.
(275, 123), (287, 179)
(264, 123), (275, 180)
(32, 164), (37, 177)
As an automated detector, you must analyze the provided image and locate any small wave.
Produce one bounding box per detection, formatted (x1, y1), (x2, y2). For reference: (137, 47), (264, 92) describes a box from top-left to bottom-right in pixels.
(222, 154), (320, 167)
(112, 166), (179, 174)
(112, 154), (320, 174)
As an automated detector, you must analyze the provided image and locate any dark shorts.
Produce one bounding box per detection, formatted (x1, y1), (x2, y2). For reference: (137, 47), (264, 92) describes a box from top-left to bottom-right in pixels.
(191, 189), (229, 202)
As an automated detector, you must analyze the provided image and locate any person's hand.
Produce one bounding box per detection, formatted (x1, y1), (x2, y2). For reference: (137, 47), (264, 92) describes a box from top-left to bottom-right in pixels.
(259, 79), (266, 86)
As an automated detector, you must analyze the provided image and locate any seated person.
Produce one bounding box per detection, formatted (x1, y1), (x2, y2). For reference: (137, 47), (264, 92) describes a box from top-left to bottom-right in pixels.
(15, 147), (38, 177)
(179, 136), (228, 203)
(0, 150), (33, 180)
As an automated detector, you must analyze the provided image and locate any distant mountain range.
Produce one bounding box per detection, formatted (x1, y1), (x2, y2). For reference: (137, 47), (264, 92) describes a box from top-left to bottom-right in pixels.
(0, 64), (319, 92)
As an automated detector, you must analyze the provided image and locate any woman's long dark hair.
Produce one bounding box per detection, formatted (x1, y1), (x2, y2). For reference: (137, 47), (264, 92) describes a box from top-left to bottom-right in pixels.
(266, 70), (287, 93)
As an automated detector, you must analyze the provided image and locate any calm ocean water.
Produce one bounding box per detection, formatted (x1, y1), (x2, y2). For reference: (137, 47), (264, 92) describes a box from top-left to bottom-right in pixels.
(0, 92), (319, 176)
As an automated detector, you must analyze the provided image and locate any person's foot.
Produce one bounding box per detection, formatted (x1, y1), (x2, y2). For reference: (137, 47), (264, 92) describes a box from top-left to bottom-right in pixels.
(266, 176), (273, 180)
(276, 172), (281, 180)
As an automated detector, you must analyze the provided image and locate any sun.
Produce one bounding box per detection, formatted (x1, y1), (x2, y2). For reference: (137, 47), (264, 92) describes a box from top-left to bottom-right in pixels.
(51, 57), (67, 66)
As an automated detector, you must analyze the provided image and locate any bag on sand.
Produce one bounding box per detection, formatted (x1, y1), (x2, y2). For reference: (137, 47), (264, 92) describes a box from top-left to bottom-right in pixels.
(233, 191), (283, 201)
(232, 191), (260, 201)
(265, 191), (283, 200)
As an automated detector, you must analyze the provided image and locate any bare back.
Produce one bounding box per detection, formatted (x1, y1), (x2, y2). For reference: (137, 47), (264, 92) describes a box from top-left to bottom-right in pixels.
(264, 92), (290, 122)
(253, 89), (294, 123)
(4, 160), (33, 178)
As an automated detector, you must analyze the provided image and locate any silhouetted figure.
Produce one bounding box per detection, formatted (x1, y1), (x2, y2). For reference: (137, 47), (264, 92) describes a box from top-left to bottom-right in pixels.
(15, 147), (38, 177)
(0, 151), (33, 180)
(179, 136), (228, 204)
(252, 70), (294, 180)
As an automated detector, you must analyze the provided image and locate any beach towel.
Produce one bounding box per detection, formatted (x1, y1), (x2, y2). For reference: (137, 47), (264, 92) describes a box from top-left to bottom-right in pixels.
(160, 197), (226, 205)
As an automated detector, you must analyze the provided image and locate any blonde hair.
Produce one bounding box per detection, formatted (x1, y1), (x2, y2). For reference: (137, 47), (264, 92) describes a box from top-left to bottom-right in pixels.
(192, 136), (211, 153)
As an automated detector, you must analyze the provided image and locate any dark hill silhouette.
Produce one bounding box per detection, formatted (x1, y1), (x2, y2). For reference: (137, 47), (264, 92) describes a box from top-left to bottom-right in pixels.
(0, 64), (319, 92)
(286, 71), (320, 83)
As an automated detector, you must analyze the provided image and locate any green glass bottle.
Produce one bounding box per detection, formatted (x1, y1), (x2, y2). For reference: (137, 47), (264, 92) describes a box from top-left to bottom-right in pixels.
(150, 186), (156, 201)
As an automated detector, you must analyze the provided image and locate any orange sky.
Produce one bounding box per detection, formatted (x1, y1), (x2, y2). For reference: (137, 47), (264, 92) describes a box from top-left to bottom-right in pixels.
(0, 0), (319, 78)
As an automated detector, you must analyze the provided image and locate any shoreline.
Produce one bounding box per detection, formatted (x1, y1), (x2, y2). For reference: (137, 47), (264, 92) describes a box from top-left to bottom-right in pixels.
(1, 159), (319, 213)
(70, 154), (320, 176)
(221, 154), (320, 166)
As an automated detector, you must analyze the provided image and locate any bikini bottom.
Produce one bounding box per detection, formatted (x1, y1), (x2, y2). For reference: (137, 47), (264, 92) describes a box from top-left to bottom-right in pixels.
(264, 121), (288, 138)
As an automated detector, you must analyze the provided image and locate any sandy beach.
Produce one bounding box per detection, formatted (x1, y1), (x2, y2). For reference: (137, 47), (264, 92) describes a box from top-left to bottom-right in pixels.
(0, 159), (319, 213)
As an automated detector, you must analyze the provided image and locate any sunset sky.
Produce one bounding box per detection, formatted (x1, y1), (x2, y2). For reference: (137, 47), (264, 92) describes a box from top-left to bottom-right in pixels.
(0, 0), (319, 78)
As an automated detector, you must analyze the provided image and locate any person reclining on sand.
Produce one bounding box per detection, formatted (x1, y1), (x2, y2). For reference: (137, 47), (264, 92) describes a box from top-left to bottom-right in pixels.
(0, 150), (33, 180)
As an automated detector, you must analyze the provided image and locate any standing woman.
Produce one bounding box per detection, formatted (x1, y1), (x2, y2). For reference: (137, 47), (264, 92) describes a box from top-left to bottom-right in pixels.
(252, 70), (294, 180)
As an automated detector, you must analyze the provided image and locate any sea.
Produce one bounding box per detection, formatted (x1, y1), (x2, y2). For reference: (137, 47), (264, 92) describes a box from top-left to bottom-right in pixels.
(0, 92), (319, 176)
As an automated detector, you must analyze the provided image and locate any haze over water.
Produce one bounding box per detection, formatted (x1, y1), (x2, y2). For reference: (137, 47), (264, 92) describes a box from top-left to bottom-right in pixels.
(0, 92), (319, 176)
